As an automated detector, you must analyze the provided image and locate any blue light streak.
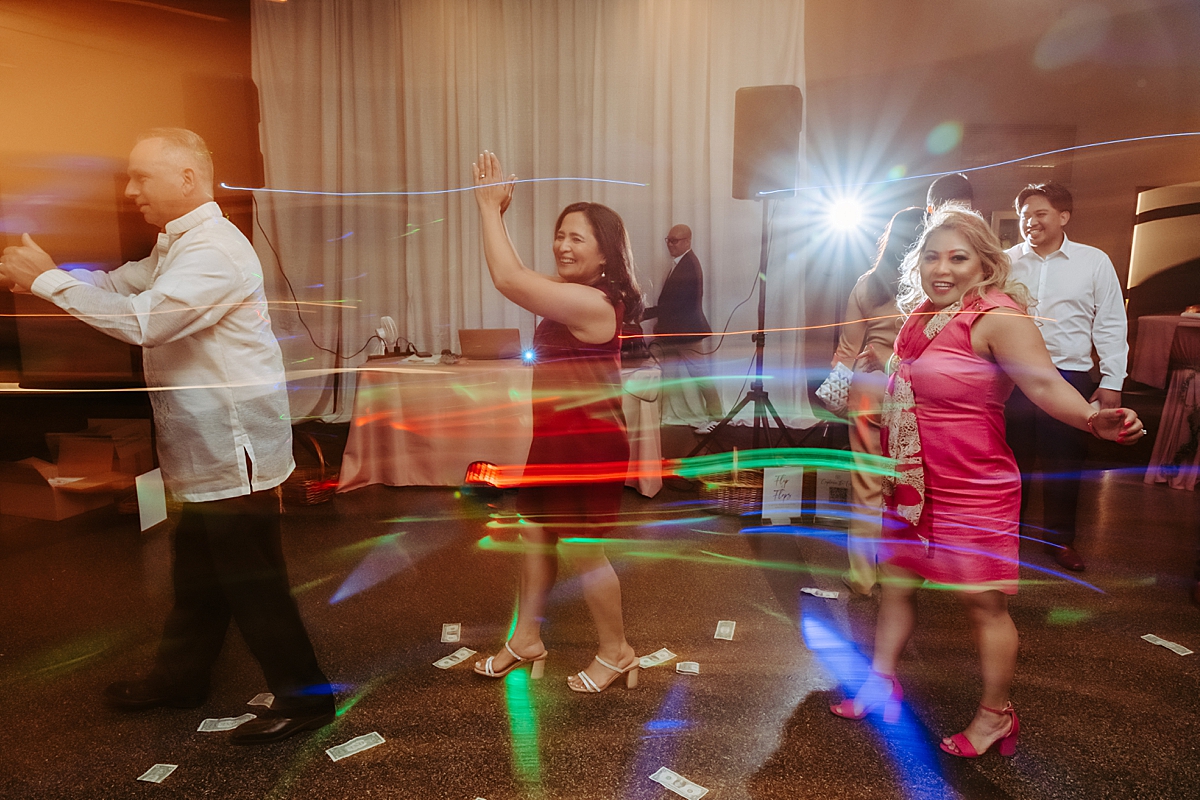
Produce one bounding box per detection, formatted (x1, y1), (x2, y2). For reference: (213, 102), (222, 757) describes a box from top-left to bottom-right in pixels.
(220, 176), (649, 197)
(759, 131), (1200, 196)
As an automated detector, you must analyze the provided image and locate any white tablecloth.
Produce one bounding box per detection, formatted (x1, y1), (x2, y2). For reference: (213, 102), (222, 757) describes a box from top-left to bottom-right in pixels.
(338, 359), (662, 497)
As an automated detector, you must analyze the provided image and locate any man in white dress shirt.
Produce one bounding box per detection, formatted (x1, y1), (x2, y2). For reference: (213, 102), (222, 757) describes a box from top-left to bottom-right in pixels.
(1004, 181), (1128, 572)
(1, 129), (334, 744)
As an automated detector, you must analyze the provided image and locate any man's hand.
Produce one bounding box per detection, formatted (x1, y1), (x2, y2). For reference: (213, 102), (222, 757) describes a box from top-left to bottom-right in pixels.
(1, 234), (58, 292)
(1090, 387), (1122, 410)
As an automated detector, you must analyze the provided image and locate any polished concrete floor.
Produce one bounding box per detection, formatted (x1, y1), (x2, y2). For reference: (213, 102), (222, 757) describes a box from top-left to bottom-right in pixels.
(1, 459), (1198, 799)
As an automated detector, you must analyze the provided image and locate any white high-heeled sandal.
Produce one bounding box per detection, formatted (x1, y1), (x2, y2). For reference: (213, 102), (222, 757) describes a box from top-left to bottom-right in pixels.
(474, 641), (547, 679)
(568, 655), (639, 693)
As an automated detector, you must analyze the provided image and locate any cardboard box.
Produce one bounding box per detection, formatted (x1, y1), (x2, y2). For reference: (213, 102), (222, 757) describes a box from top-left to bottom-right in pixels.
(46, 418), (154, 476)
(1, 419), (151, 520)
(0, 437), (129, 520)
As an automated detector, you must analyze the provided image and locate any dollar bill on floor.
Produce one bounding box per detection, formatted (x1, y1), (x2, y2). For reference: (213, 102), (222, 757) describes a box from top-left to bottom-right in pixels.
(801, 587), (840, 599)
(650, 766), (709, 799)
(1142, 633), (1194, 656)
(714, 620), (736, 640)
(247, 693), (274, 707)
(676, 661), (700, 675)
(197, 713), (256, 732)
(136, 764), (178, 784)
(326, 731), (386, 762)
(639, 647), (677, 669)
(434, 647), (478, 669)
(441, 623), (462, 643)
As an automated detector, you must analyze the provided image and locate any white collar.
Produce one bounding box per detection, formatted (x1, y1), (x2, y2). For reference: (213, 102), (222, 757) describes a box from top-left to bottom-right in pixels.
(164, 201), (222, 236)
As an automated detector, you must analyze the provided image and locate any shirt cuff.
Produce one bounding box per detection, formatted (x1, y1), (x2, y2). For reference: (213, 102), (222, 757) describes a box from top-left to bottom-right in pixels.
(1097, 378), (1124, 392)
(31, 269), (80, 300)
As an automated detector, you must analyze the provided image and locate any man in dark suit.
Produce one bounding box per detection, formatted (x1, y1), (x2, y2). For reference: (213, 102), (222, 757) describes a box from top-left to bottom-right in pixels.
(643, 225), (723, 433)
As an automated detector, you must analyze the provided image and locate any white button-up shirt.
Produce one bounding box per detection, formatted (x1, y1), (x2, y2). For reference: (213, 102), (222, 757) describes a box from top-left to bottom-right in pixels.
(1005, 234), (1128, 391)
(32, 201), (294, 502)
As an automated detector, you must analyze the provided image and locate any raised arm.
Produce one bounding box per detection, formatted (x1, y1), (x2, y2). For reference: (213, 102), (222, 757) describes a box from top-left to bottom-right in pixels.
(975, 306), (1143, 443)
(472, 151), (616, 343)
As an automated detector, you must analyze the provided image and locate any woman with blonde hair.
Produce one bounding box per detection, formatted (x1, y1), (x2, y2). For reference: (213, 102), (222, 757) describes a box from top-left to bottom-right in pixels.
(830, 206), (1144, 757)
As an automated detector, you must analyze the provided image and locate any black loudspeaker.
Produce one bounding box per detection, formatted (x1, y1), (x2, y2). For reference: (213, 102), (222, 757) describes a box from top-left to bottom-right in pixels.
(732, 85), (803, 200)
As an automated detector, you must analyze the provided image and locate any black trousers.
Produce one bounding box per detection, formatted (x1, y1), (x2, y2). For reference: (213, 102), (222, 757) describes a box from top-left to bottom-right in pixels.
(150, 488), (333, 713)
(1005, 369), (1095, 547)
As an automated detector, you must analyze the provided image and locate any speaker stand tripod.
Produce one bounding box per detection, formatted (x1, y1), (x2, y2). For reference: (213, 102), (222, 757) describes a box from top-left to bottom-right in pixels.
(689, 198), (796, 458)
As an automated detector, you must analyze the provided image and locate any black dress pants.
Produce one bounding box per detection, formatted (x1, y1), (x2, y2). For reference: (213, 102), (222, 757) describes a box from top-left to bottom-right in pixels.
(1005, 369), (1095, 547)
(149, 488), (333, 713)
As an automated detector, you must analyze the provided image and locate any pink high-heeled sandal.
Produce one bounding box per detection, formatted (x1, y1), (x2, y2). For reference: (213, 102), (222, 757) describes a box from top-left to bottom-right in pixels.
(939, 702), (1019, 758)
(829, 671), (903, 723)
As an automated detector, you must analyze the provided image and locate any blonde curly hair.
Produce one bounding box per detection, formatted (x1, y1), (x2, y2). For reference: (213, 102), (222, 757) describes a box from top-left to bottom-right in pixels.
(896, 204), (1033, 315)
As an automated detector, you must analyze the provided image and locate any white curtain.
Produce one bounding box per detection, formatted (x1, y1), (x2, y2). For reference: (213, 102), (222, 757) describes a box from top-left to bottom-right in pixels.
(251, 0), (814, 429)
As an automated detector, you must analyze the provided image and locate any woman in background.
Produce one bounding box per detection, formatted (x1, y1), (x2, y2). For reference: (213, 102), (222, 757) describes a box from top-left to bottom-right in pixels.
(832, 206), (925, 596)
(470, 151), (644, 693)
(830, 206), (1144, 757)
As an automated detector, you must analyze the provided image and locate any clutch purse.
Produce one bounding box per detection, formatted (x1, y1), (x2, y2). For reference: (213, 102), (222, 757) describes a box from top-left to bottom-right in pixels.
(816, 362), (854, 416)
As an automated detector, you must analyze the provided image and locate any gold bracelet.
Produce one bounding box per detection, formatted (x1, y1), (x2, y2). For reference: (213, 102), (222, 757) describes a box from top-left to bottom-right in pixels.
(1086, 411), (1103, 439)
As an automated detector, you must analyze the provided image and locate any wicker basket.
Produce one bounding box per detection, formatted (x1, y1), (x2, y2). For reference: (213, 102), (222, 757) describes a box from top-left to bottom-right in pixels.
(283, 430), (338, 505)
(699, 469), (764, 517)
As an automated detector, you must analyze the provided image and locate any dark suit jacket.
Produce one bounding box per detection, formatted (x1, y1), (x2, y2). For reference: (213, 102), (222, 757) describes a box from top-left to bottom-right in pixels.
(643, 250), (712, 344)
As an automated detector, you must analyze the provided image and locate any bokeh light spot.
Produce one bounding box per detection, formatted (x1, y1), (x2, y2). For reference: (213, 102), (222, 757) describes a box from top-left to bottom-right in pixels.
(925, 121), (963, 155)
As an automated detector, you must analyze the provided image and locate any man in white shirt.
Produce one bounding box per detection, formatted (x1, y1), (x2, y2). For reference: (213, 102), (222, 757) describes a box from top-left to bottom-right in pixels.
(1004, 181), (1128, 572)
(1, 129), (334, 744)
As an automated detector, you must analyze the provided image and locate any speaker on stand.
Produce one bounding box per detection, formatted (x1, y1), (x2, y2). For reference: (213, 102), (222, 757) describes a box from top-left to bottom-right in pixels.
(690, 85), (803, 458)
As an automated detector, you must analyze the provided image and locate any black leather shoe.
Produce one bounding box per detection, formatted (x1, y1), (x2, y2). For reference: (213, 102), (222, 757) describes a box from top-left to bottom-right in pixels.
(229, 708), (335, 745)
(103, 679), (207, 711)
(1048, 544), (1086, 572)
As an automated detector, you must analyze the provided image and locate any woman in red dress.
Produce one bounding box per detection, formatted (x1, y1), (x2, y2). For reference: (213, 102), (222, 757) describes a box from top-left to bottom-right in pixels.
(831, 206), (1145, 756)
(470, 151), (644, 693)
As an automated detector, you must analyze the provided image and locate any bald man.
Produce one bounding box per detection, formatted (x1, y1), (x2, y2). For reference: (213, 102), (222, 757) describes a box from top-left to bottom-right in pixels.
(1, 128), (335, 744)
(643, 225), (723, 432)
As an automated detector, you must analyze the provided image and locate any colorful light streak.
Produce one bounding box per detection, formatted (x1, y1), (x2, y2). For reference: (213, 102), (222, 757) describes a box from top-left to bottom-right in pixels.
(801, 615), (950, 800)
(758, 131), (1200, 196)
(220, 177), (649, 196)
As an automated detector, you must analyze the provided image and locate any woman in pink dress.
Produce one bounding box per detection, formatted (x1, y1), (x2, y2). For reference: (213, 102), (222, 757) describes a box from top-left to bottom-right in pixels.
(830, 207), (1145, 757)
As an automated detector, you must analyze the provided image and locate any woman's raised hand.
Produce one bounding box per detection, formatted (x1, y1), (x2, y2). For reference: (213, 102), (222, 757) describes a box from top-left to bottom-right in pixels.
(473, 150), (517, 215)
(1088, 407), (1147, 445)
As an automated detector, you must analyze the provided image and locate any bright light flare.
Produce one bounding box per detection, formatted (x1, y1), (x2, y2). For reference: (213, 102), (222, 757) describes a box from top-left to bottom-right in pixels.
(828, 198), (866, 232)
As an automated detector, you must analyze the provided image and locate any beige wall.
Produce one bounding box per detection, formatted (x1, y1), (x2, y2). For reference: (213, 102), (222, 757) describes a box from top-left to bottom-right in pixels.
(0, 0), (255, 258)
(803, 0), (1200, 363)
(0, 0), (250, 160)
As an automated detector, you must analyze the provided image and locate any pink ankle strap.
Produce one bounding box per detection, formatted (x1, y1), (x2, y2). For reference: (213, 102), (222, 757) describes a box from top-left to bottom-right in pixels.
(979, 702), (1013, 715)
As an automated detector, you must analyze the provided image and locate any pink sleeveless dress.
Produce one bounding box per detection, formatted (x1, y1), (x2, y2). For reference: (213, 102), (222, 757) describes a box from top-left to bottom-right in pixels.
(882, 289), (1023, 594)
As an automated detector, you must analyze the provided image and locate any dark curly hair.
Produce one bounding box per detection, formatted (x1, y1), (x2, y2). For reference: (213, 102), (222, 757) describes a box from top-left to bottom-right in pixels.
(555, 202), (643, 325)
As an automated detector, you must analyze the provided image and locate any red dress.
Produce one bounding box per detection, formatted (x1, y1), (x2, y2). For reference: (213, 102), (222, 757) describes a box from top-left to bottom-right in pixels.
(516, 303), (629, 536)
(882, 289), (1023, 594)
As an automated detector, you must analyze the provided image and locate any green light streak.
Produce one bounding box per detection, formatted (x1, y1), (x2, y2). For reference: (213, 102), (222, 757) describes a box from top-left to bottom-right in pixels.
(673, 447), (893, 479)
(502, 594), (542, 794)
(1046, 607), (1093, 626)
(290, 574), (335, 596)
(330, 531), (407, 556)
(266, 724), (338, 799)
(1, 630), (131, 689)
